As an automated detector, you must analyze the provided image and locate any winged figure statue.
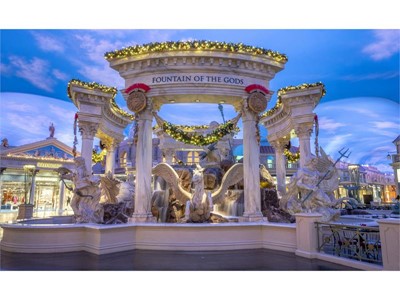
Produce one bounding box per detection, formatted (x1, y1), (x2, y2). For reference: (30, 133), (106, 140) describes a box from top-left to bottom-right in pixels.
(152, 162), (244, 205)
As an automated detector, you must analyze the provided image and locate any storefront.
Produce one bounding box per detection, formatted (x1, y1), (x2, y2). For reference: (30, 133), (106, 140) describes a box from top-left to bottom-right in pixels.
(0, 137), (77, 213)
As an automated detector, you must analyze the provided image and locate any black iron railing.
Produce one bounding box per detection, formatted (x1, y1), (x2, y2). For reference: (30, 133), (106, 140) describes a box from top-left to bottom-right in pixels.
(316, 222), (382, 265)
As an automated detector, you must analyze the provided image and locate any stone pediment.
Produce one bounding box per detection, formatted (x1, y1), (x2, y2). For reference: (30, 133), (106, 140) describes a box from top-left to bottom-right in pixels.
(1, 138), (79, 159)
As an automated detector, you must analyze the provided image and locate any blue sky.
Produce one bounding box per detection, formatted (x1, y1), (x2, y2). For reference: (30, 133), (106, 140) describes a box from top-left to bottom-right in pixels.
(0, 29), (399, 173)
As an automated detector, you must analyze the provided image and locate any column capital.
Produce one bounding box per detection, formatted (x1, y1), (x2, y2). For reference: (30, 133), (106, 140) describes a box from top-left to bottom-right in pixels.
(269, 139), (288, 152)
(295, 124), (313, 138)
(78, 121), (99, 139)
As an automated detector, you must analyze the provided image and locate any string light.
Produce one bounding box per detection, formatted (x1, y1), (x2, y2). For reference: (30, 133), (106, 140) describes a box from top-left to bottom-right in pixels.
(284, 148), (300, 163)
(104, 40), (288, 63)
(67, 79), (134, 121)
(92, 149), (107, 163)
(261, 82), (326, 118)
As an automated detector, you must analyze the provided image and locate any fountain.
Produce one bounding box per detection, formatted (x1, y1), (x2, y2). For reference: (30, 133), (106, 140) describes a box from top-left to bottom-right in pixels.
(1, 40), (332, 255)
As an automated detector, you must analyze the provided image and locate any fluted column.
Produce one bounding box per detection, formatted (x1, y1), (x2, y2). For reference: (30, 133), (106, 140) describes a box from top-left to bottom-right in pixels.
(130, 99), (155, 222)
(28, 170), (38, 205)
(78, 121), (99, 173)
(271, 139), (287, 195)
(105, 139), (120, 175)
(295, 124), (313, 168)
(240, 100), (263, 222)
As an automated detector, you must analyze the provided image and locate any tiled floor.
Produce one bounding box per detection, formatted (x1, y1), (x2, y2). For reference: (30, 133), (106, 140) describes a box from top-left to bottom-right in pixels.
(0, 248), (357, 271)
(1, 210), (357, 271)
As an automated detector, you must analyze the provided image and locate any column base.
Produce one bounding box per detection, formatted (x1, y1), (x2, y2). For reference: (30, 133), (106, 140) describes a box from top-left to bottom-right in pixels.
(129, 213), (157, 223)
(239, 212), (264, 222)
(17, 204), (34, 220)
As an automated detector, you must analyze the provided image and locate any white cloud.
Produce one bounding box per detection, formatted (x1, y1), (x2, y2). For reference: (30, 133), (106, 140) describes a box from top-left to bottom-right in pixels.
(52, 69), (68, 81)
(31, 31), (65, 53)
(6, 112), (52, 135)
(362, 30), (400, 60)
(1, 101), (38, 113)
(48, 104), (76, 120)
(341, 71), (399, 81)
(0, 62), (11, 75)
(319, 133), (353, 155)
(318, 116), (347, 132)
(340, 106), (380, 119)
(370, 121), (399, 130)
(8, 56), (55, 92)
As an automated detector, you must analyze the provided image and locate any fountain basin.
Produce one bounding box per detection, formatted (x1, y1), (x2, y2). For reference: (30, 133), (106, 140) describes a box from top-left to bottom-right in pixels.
(1, 218), (296, 255)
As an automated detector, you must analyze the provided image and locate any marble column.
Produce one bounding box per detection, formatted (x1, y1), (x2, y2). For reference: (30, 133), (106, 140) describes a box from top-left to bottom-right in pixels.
(105, 140), (119, 175)
(240, 101), (263, 222)
(58, 179), (65, 215)
(28, 170), (38, 205)
(130, 100), (155, 222)
(78, 121), (99, 174)
(271, 139), (287, 195)
(295, 124), (313, 168)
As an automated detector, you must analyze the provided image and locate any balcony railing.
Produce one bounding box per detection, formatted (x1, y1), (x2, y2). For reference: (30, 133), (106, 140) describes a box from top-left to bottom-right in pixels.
(316, 222), (382, 265)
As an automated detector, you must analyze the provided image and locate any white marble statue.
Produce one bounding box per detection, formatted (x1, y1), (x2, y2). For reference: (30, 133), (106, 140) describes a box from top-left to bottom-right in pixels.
(152, 162), (244, 222)
(280, 148), (342, 221)
(58, 157), (103, 223)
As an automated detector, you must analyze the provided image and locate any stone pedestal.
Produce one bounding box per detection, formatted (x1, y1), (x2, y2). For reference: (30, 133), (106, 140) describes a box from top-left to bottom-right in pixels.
(239, 212), (264, 222)
(378, 218), (400, 270)
(17, 204), (34, 220)
(129, 213), (156, 223)
(295, 213), (322, 258)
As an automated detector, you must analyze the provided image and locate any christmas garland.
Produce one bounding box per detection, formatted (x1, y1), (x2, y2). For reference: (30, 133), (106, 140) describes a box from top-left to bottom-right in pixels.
(162, 121), (239, 146)
(105, 40), (288, 63)
(154, 112), (241, 146)
(92, 149), (107, 164)
(284, 141), (300, 163)
(261, 82), (326, 118)
(284, 148), (300, 163)
(67, 79), (134, 121)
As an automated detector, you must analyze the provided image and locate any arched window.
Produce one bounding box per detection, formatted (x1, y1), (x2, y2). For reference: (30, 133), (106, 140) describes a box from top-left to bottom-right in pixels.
(186, 151), (200, 164)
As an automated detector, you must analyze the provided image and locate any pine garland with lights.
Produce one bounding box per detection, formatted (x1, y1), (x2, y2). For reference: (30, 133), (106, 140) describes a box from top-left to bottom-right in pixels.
(284, 148), (300, 163)
(104, 40), (288, 63)
(261, 82), (326, 118)
(161, 121), (239, 146)
(67, 79), (134, 121)
(153, 111), (241, 146)
(92, 149), (107, 164)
